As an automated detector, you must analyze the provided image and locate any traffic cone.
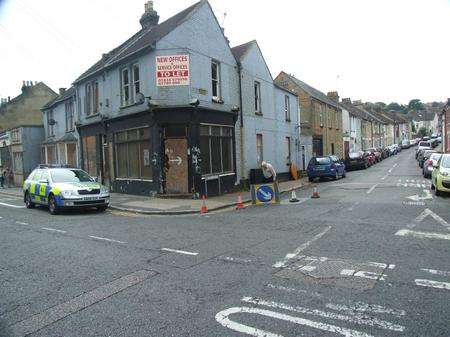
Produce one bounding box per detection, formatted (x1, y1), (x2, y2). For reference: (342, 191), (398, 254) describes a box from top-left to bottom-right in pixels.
(200, 195), (208, 214)
(236, 193), (245, 210)
(289, 190), (300, 203)
(311, 187), (320, 199)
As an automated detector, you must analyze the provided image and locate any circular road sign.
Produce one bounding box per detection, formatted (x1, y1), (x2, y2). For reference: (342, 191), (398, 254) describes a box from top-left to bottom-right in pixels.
(256, 185), (275, 203)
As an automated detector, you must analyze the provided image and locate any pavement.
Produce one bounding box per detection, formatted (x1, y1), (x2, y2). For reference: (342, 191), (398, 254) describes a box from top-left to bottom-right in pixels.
(0, 147), (449, 337)
(0, 178), (309, 215)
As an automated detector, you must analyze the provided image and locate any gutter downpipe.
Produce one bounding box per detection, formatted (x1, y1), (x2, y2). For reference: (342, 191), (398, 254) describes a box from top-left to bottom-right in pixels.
(237, 62), (244, 186)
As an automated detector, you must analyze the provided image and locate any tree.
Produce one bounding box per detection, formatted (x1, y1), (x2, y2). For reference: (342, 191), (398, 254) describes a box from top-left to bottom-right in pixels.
(408, 99), (424, 111)
(418, 126), (427, 138)
(387, 102), (402, 111)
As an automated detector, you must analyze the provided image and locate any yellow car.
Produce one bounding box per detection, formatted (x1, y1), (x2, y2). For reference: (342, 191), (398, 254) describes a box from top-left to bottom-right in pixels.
(431, 153), (450, 196)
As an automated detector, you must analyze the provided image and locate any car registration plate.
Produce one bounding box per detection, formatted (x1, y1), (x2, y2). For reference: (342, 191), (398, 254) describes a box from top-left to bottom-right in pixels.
(83, 196), (100, 201)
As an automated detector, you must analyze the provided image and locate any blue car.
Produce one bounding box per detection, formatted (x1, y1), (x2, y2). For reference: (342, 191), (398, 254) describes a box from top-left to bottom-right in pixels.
(307, 155), (346, 182)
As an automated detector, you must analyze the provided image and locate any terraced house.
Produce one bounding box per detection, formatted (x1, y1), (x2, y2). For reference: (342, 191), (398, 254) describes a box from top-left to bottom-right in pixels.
(72, 1), (240, 196)
(275, 73), (343, 160)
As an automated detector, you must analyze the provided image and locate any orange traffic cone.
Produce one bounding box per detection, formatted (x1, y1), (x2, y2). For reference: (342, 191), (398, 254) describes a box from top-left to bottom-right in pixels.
(311, 187), (320, 199)
(236, 193), (244, 210)
(200, 195), (208, 214)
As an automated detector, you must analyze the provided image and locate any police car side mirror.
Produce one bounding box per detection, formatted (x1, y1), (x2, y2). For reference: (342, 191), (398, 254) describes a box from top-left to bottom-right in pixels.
(39, 179), (48, 184)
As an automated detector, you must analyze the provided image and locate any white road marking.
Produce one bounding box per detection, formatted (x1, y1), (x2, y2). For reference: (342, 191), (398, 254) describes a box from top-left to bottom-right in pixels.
(366, 184), (378, 194)
(41, 227), (67, 234)
(89, 235), (126, 244)
(340, 269), (386, 281)
(241, 297), (404, 332)
(265, 283), (320, 296)
(421, 268), (450, 277)
(273, 226), (331, 268)
(161, 248), (198, 256)
(415, 279), (450, 290)
(408, 208), (449, 229)
(326, 303), (406, 318)
(219, 256), (253, 264)
(348, 201), (360, 211)
(216, 306), (376, 337)
(366, 262), (396, 269)
(15, 221), (29, 226)
(395, 229), (450, 241)
(407, 189), (433, 202)
(0, 202), (25, 208)
(381, 174), (389, 180)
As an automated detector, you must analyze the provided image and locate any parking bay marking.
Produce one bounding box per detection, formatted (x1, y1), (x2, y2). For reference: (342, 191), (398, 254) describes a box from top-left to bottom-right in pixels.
(421, 268), (450, 276)
(4, 270), (155, 337)
(89, 235), (127, 244)
(366, 184), (378, 194)
(415, 279), (450, 291)
(41, 227), (67, 234)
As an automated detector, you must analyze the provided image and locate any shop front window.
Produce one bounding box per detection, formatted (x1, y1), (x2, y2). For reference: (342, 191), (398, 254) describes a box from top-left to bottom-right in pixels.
(82, 136), (97, 176)
(199, 125), (233, 175)
(114, 127), (152, 180)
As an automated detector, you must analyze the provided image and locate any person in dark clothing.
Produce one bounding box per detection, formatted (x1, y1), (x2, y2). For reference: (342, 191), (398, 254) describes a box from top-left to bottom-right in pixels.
(0, 167), (4, 188)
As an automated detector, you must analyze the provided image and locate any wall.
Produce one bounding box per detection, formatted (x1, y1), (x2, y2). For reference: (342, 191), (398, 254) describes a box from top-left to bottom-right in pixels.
(22, 126), (45, 175)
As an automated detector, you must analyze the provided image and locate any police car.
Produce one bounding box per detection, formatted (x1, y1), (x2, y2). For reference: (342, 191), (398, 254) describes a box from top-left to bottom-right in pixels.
(23, 165), (110, 214)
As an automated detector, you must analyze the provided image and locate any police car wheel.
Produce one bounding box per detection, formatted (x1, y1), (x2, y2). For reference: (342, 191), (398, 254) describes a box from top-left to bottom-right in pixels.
(48, 195), (58, 215)
(25, 192), (35, 209)
(96, 206), (108, 212)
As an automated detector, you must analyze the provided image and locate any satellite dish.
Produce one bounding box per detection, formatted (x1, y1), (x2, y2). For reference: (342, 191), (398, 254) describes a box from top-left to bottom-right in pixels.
(135, 92), (145, 105)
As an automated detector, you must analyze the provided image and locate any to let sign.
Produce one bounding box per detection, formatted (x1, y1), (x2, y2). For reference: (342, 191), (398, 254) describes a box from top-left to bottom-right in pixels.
(156, 55), (190, 86)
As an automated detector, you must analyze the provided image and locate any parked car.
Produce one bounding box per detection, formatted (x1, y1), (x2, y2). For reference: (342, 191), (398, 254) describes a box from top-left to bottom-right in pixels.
(401, 139), (410, 149)
(431, 154), (450, 196)
(416, 147), (432, 164)
(380, 147), (390, 159)
(416, 141), (432, 159)
(388, 145), (397, 156)
(418, 149), (436, 168)
(423, 152), (443, 178)
(364, 151), (376, 166)
(345, 151), (369, 170)
(307, 155), (346, 182)
(367, 148), (382, 162)
(23, 165), (110, 214)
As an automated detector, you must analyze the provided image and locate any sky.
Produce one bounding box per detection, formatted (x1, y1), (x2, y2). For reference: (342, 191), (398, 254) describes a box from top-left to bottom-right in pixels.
(0, 0), (449, 104)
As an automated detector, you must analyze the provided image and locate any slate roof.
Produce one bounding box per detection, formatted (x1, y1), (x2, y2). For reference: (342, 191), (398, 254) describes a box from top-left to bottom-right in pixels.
(339, 101), (371, 121)
(231, 40), (255, 61)
(74, 0), (205, 84)
(42, 87), (75, 110)
(409, 110), (435, 122)
(278, 72), (340, 109)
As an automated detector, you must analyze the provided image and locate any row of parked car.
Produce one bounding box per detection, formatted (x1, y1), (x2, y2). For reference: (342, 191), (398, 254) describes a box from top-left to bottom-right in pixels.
(414, 136), (449, 196)
(307, 144), (403, 182)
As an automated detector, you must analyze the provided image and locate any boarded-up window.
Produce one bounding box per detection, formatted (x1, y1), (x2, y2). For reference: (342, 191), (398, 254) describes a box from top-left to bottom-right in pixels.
(82, 136), (97, 176)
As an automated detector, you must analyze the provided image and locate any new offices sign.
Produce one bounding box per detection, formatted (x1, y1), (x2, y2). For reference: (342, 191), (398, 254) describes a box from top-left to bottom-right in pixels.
(156, 55), (190, 86)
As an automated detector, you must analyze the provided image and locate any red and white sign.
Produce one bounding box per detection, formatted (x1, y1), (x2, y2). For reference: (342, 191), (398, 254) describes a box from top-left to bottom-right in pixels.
(156, 55), (190, 86)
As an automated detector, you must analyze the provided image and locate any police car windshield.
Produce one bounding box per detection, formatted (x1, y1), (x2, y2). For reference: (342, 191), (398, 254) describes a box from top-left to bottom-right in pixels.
(50, 169), (94, 183)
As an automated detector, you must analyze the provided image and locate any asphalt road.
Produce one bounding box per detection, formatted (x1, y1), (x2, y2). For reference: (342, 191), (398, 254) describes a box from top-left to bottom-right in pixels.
(1, 148), (449, 337)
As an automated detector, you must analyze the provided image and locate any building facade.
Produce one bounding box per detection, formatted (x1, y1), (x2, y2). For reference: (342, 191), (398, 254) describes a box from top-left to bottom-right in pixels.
(41, 87), (79, 167)
(231, 40), (300, 183)
(73, 1), (240, 196)
(275, 73), (342, 161)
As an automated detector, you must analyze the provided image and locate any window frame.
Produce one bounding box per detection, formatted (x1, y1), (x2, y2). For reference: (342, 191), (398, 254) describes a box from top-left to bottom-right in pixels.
(47, 110), (55, 137)
(254, 81), (261, 114)
(121, 67), (131, 107)
(120, 63), (141, 107)
(286, 136), (291, 165)
(65, 101), (74, 132)
(285, 95), (291, 121)
(199, 124), (234, 176)
(211, 60), (221, 100)
(256, 133), (263, 166)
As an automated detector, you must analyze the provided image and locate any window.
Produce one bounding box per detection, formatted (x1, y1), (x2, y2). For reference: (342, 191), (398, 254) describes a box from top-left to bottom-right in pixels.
(319, 105), (324, 126)
(211, 61), (221, 99)
(331, 143), (335, 155)
(254, 81), (261, 114)
(199, 125), (233, 175)
(285, 95), (291, 121)
(121, 64), (140, 106)
(85, 83), (92, 116)
(114, 128), (152, 180)
(46, 145), (57, 164)
(286, 137), (291, 165)
(93, 81), (99, 114)
(65, 101), (74, 132)
(10, 129), (20, 142)
(13, 152), (23, 173)
(256, 134), (263, 166)
(47, 111), (55, 136)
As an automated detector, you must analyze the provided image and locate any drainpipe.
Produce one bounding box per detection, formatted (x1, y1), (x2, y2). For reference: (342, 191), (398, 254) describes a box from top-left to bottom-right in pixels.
(237, 62), (244, 186)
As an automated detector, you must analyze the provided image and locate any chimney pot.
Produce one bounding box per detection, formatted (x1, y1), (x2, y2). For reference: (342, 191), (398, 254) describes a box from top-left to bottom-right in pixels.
(342, 98), (352, 104)
(327, 91), (339, 102)
(59, 88), (66, 95)
(140, 1), (159, 29)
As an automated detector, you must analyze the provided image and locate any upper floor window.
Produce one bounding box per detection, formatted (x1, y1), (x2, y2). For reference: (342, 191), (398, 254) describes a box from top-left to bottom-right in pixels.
(319, 104), (324, 127)
(254, 81), (261, 114)
(11, 129), (21, 143)
(65, 101), (74, 132)
(85, 81), (99, 116)
(285, 95), (291, 121)
(47, 110), (55, 137)
(211, 61), (221, 100)
(121, 64), (140, 106)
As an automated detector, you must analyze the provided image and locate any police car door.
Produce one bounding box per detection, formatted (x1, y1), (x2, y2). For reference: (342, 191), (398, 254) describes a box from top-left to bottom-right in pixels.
(37, 170), (50, 204)
(29, 169), (43, 204)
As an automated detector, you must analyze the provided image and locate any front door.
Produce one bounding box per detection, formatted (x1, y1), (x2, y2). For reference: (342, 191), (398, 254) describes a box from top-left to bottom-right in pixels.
(164, 136), (188, 194)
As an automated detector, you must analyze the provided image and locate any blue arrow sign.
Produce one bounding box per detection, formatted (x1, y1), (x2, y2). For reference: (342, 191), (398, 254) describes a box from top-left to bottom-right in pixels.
(256, 185), (275, 203)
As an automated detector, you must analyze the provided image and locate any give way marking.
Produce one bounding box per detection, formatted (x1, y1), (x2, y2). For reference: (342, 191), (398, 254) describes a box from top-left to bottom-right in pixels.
(396, 208), (450, 241)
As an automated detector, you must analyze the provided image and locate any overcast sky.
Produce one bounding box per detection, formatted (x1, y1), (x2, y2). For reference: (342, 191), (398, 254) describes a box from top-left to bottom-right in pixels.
(0, 0), (449, 104)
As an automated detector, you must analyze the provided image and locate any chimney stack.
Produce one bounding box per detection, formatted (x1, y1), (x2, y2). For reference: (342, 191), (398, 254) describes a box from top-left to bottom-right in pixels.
(353, 100), (363, 106)
(140, 1), (159, 29)
(342, 98), (352, 104)
(327, 91), (339, 102)
(59, 88), (66, 95)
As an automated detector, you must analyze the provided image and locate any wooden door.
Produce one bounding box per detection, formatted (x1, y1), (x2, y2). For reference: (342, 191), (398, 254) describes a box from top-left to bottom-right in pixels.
(164, 138), (188, 194)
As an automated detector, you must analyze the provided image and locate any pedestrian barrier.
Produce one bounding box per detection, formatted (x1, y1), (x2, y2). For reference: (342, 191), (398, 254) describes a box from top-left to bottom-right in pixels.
(289, 190), (300, 203)
(311, 187), (320, 199)
(236, 193), (245, 210)
(200, 195), (208, 214)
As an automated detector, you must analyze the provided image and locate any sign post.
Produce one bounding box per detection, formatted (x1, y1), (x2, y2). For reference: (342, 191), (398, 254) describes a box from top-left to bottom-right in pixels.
(251, 182), (280, 205)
